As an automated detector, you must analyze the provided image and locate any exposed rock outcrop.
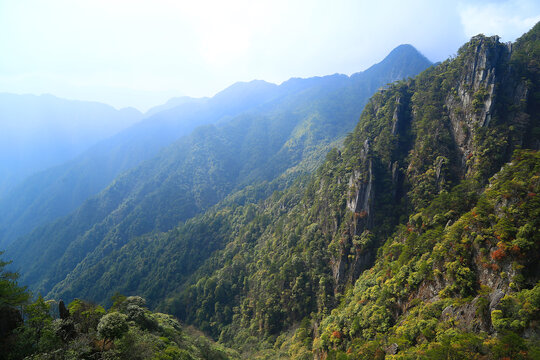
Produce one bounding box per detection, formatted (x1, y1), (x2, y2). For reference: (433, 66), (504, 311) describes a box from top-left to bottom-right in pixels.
(347, 139), (374, 235)
(444, 35), (530, 176)
(331, 139), (376, 288)
(446, 37), (508, 162)
(59, 299), (70, 320)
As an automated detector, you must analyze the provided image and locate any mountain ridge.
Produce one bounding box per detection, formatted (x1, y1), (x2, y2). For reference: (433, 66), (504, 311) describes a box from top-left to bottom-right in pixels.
(5, 44), (432, 304)
(1, 22), (539, 360)
(0, 76), (320, 249)
(0, 93), (143, 195)
(69, 25), (538, 359)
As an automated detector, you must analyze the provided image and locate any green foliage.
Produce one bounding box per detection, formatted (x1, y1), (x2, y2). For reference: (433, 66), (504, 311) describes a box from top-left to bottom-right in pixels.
(0, 251), (30, 307)
(5, 22), (540, 360)
(158, 28), (540, 358)
(68, 298), (106, 333)
(10, 296), (62, 359)
(0, 252), (31, 359)
(5, 295), (239, 360)
(97, 312), (129, 343)
(492, 282), (540, 333)
(313, 150), (540, 358)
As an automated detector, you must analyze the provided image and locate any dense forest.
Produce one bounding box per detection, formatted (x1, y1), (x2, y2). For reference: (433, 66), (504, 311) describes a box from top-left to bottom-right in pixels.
(5, 44), (431, 300)
(162, 25), (540, 358)
(0, 260), (239, 360)
(1, 21), (539, 360)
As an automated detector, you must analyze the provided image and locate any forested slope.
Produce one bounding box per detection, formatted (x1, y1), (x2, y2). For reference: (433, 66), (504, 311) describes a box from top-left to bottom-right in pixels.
(0, 258), (239, 360)
(7, 22), (539, 359)
(99, 25), (540, 359)
(8, 45), (431, 303)
(0, 23), (540, 359)
(0, 80), (286, 249)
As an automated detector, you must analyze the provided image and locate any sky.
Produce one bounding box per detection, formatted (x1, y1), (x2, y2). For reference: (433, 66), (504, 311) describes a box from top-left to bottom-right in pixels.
(1, 0), (539, 112)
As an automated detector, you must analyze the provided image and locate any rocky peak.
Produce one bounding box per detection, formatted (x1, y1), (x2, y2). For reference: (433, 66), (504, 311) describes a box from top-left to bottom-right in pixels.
(444, 35), (524, 174)
(460, 35), (509, 96)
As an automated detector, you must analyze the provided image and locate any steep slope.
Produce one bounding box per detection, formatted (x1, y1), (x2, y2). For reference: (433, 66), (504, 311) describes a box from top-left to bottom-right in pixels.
(0, 94), (142, 195)
(0, 80), (287, 249)
(99, 25), (539, 358)
(8, 45), (432, 303)
(313, 151), (540, 360)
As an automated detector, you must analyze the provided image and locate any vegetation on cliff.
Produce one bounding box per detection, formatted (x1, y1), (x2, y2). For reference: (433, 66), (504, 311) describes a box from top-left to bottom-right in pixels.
(163, 24), (540, 358)
(2, 21), (539, 360)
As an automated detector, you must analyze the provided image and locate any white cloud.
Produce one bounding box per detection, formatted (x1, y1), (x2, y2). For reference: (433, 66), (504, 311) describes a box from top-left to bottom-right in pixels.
(1, 0), (538, 110)
(459, 0), (540, 41)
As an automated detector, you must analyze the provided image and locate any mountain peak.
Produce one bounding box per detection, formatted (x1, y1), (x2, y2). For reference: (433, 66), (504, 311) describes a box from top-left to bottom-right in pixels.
(351, 44), (432, 82)
(213, 79), (277, 100)
(382, 43), (430, 64)
(388, 43), (418, 52)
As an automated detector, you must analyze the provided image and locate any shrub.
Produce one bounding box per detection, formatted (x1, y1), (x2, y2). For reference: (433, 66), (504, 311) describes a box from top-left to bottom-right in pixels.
(97, 312), (129, 344)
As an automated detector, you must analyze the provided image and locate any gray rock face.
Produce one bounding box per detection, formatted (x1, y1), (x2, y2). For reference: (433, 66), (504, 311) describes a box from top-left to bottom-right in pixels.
(447, 37), (506, 166)
(440, 297), (491, 333)
(347, 139), (374, 235)
(331, 139), (376, 289)
(489, 289), (505, 311)
(331, 254), (347, 290)
(391, 96), (404, 136)
(390, 161), (400, 200)
(385, 343), (399, 355)
(444, 35), (529, 176)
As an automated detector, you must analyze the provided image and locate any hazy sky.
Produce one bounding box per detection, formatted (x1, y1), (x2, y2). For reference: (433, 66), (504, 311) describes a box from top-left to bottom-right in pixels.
(1, 0), (539, 111)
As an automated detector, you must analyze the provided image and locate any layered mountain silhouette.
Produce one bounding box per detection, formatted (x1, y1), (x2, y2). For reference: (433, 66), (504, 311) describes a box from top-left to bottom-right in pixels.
(5, 44), (432, 300)
(0, 94), (142, 195)
(2, 21), (540, 360)
(0, 79), (302, 249)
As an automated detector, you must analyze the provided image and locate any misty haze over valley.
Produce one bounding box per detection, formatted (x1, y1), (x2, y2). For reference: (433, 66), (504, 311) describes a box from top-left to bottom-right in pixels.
(1, 1), (539, 359)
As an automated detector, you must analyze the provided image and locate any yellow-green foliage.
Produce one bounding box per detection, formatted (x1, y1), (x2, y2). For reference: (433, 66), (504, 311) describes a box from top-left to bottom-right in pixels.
(314, 151), (540, 359)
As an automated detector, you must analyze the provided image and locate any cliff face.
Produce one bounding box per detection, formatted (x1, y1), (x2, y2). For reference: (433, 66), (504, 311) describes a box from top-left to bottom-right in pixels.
(447, 36), (509, 168)
(163, 26), (539, 359)
(325, 32), (538, 294)
(444, 35), (531, 177)
(310, 25), (540, 359)
(316, 150), (539, 357)
(103, 26), (538, 358)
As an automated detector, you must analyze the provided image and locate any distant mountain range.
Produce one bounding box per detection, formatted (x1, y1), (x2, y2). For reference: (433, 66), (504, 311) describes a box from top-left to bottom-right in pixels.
(0, 94), (143, 195)
(2, 21), (540, 360)
(0, 78), (301, 249)
(4, 44), (432, 300)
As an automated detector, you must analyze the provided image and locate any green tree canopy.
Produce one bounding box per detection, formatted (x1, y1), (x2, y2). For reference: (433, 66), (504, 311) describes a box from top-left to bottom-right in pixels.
(97, 311), (129, 342)
(0, 251), (29, 307)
